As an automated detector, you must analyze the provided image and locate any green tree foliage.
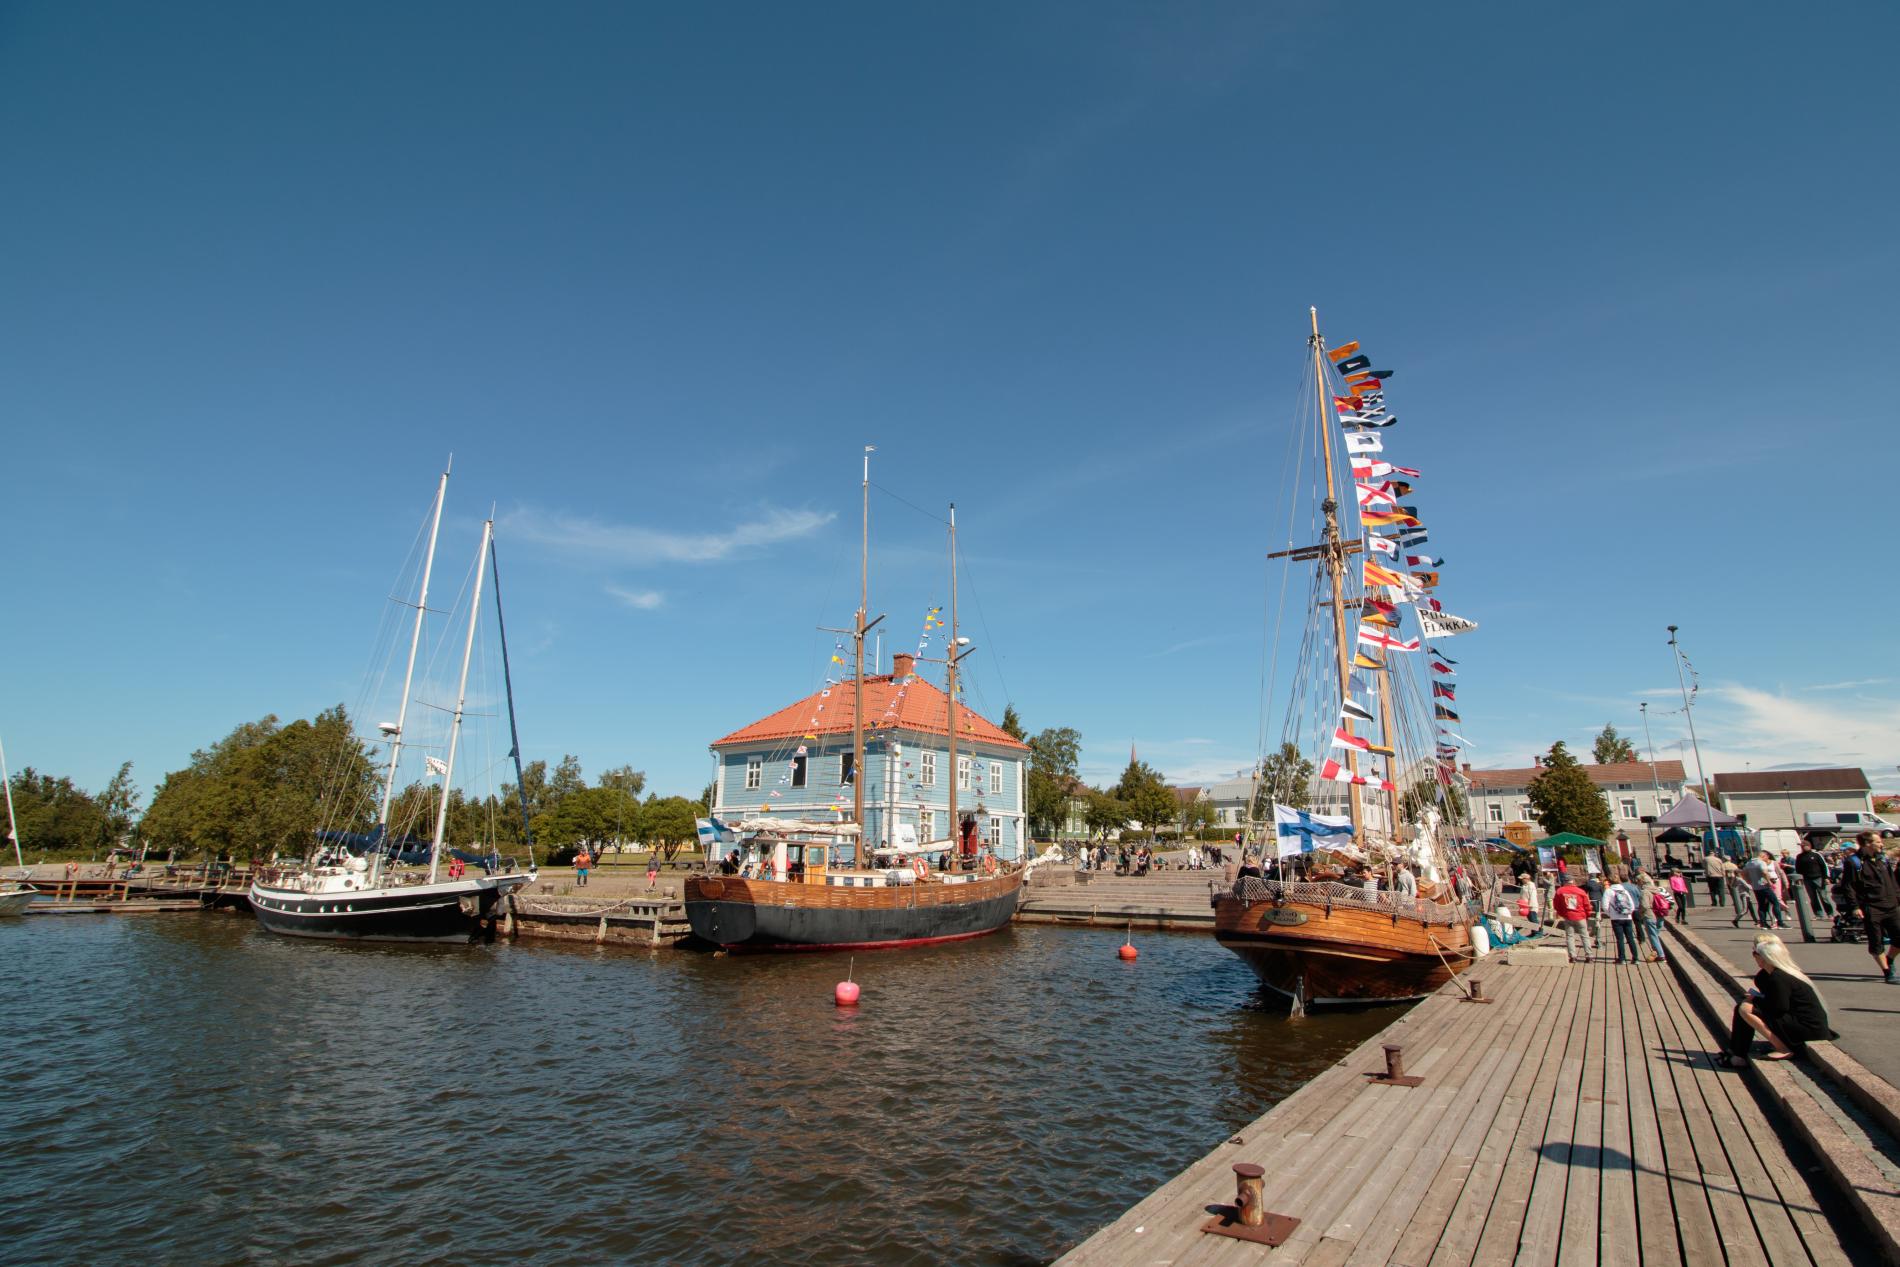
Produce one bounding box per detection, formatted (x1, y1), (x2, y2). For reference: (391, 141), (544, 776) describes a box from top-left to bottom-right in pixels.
(597, 764), (646, 797)
(1000, 704), (1026, 742)
(641, 796), (701, 857)
(1025, 725), (1082, 838)
(140, 708), (375, 862)
(1177, 794), (1217, 835)
(98, 761), (141, 849)
(1083, 790), (1129, 839)
(1592, 724), (1638, 765)
(1527, 741), (1614, 839)
(1252, 742), (1314, 817)
(1115, 760), (1176, 840)
(1400, 778), (1466, 825)
(7, 768), (110, 854)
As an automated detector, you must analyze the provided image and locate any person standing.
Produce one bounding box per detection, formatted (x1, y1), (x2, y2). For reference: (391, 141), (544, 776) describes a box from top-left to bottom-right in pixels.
(574, 847), (592, 888)
(1794, 839), (1834, 917)
(1584, 870), (1607, 955)
(1715, 933), (1836, 1067)
(1743, 851), (1778, 929)
(1844, 832), (1900, 983)
(1604, 871), (1641, 964)
(1552, 875), (1594, 962)
(1704, 852), (1727, 907)
(1727, 857), (1758, 927)
(1637, 872), (1671, 962)
(646, 850), (662, 892)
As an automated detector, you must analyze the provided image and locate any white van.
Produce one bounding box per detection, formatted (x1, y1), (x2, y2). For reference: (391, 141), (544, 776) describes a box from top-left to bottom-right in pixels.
(1802, 811), (1896, 835)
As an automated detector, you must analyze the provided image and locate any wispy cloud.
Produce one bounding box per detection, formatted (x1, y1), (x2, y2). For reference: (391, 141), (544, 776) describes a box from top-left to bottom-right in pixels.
(504, 505), (834, 565)
(1805, 678), (1893, 692)
(606, 586), (665, 611)
(1144, 633), (1246, 659)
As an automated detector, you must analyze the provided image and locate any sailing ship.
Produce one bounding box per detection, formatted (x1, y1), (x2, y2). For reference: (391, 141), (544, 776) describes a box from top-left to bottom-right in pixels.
(249, 465), (537, 942)
(1212, 311), (1481, 1009)
(0, 732), (36, 916)
(684, 452), (1025, 951)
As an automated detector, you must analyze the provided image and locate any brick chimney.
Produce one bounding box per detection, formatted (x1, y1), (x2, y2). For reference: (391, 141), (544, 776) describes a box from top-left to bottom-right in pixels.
(891, 652), (915, 679)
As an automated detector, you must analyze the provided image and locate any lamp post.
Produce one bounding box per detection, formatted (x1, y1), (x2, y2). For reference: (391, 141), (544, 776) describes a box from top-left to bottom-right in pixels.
(1639, 701), (1665, 868)
(1667, 626), (1722, 864)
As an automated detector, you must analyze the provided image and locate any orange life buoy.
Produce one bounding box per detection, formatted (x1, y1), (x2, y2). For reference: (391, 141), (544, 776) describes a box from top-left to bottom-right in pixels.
(911, 856), (929, 880)
(981, 854), (998, 876)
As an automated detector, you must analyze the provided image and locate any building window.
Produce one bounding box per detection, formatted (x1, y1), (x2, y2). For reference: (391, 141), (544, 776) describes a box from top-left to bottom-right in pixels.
(990, 764), (1002, 795)
(745, 758), (761, 790)
(921, 752), (936, 787)
(988, 816), (1002, 846)
(920, 810), (934, 841)
(841, 752), (855, 785)
(1617, 783), (1633, 791)
(958, 756), (973, 791)
(1620, 798), (1638, 819)
(791, 755), (807, 788)
(1487, 803), (1504, 824)
(1658, 797), (1673, 814)
(1519, 802), (1534, 821)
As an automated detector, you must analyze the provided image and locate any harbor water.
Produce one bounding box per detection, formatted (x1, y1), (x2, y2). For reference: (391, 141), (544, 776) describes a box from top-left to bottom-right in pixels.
(0, 915), (1395, 1265)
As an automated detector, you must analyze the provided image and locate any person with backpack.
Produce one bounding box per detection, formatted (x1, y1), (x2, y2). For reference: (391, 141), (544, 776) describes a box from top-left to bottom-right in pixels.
(1603, 870), (1641, 964)
(1637, 872), (1671, 962)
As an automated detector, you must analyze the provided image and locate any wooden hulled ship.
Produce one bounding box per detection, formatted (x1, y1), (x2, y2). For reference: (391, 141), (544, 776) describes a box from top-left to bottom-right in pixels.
(1212, 311), (1481, 1009)
(686, 455), (1025, 952)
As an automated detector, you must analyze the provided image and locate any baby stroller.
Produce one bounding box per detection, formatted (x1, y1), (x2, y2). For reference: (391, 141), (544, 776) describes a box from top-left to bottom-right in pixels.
(1829, 880), (1862, 944)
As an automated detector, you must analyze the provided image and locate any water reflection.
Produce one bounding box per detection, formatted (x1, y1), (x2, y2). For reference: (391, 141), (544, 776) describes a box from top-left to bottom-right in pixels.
(0, 916), (1400, 1265)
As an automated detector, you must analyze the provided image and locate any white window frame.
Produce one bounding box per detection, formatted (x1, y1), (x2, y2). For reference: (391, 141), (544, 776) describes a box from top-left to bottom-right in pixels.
(1619, 798), (1638, 819)
(920, 809), (935, 841)
(989, 763), (1002, 795)
(957, 756), (973, 792)
(1519, 802), (1534, 821)
(745, 758), (762, 790)
(988, 816), (1002, 846)
(1658, 796), (1673, 813)
(921, 752), (936, 787)
(1487, 803), (1504, 824)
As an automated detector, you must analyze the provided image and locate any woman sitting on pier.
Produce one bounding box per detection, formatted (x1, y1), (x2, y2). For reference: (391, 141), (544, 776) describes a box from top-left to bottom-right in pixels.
(1715, 933), (1836, 1068)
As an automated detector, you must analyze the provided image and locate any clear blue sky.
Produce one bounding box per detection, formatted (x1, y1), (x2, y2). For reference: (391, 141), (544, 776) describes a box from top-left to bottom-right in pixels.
(4, 1), (1897, 810)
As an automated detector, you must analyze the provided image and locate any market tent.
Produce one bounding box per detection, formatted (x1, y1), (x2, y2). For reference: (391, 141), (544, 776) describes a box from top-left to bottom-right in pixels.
(1652, 793), (1738, 828)
(1654, 825), (1701, 844)
(1540, 832), (1607, 848)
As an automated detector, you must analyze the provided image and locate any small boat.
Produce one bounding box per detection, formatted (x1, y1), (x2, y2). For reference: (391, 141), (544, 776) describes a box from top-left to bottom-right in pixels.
(249, 465), (536, 943)
(1211, 311), (1482, 1010)
(0, 731), (37, 916)
(685, 453), (1024, 951)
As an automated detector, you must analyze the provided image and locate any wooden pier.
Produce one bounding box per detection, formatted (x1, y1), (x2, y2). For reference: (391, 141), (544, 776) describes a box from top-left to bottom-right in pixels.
(1016, 868), (1218, 930)
(1059, 954), (1855, 1265)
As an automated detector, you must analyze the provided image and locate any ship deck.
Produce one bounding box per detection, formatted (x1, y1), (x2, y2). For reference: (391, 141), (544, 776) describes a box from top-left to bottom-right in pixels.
(1059, 952), (1861, 1265)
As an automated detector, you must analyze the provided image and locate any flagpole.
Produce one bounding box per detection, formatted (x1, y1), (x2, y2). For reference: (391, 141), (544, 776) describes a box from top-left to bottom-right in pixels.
(1666, 626), (1721, 864)
(1311, 307), (1365, 836)
(1639, 701), (1664, 871)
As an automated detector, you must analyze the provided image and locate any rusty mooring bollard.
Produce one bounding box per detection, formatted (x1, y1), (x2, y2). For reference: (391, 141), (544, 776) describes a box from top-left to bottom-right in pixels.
(1233, 1162), (1266, 1227)
(1365, 1042), (1425, 1087)
(1462, 978), (1493, 1003)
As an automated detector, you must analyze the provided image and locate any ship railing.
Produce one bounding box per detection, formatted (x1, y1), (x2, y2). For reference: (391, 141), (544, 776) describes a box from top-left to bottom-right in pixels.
(1226, 876), (1467, 927)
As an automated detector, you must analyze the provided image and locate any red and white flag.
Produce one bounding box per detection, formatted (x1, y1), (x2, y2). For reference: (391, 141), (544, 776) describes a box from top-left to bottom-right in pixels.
(1320, 757), (1368, 786)
(1357, 627), (1422, 652)
(1366, 533), (1398, 556)
(1332, 727), (1372, 752)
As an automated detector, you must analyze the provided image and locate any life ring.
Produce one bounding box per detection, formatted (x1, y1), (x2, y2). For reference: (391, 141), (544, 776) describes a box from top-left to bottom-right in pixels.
(981, 854), (998, 876)
(911, 857), (929, 880)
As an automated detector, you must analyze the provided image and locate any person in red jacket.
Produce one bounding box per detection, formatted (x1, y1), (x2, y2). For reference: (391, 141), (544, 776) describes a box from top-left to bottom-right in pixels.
(1552, 878), (1595, 962)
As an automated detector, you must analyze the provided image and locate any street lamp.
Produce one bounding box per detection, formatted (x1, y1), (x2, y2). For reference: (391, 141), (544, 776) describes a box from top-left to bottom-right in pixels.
(1667, 626), (1723, 859)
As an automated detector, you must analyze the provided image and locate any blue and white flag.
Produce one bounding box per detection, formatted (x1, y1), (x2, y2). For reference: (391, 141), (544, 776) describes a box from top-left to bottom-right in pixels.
(1273, 803), (1356, 857)
(695, 816), (738, 850)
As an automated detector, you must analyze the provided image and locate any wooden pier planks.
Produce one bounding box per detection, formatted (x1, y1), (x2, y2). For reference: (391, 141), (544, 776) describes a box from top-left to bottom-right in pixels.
(1059, 954), (1856, 1266)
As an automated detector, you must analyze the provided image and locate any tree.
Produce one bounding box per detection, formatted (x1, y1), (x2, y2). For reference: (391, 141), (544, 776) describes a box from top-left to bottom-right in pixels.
(1000, 704), (1026, 742)
(1401, 778), (1466, 826)
(548, 754), (587, 801)
(8, 768), (110, 855)
(1527, 741), (1614, 839)
(1083, 790), (1129, 840)
(598, 764), (647, 797)
(696, 782), (715, 813)
(1252, 742), (1314, 818)
(1115, 760), (1176, 841)
(641, 796), (701, 858)
(1178, 794), (1217, 837)
(1592, 724), (1638, 765)
(98, 761), (141, 850)
(1025, 726), (1082, 838)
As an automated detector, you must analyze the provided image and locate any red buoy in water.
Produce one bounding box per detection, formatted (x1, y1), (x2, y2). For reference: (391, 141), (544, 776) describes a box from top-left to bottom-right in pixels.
(1119, 942), (1139, 961)
(835, 980), (861, 1005)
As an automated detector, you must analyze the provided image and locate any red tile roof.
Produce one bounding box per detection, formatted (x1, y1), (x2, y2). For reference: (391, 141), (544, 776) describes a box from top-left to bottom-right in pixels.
(712, 673), (1029, 750)
(1466, 760), (1686, 791)
(1711, 767), (1870, 795)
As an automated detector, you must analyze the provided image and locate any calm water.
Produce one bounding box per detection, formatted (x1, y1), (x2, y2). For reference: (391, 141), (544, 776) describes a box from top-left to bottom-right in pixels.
(0, 914), (1395, 1266)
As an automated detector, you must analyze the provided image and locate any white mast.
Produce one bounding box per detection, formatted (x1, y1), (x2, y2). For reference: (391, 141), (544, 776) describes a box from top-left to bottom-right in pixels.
(1, 732), (21, 875)
(429, 516), (493, 883)
(379, 460), (450, 835)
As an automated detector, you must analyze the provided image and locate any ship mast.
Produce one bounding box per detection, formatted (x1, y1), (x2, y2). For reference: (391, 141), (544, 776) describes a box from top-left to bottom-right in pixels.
(1309, 308), (1366, 835)
(946, 503), (965, 865)
(428, 515), (493, 883)
(850, 446), (882, 870)
(378, 461), (449, 840)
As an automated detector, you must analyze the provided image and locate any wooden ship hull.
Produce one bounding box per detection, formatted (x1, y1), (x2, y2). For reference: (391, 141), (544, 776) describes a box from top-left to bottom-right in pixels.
(685, 867), (1022, 951)
(1213, 878), (1471, 1009)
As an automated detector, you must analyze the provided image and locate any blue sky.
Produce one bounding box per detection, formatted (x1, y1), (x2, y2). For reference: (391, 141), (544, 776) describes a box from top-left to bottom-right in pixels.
(4, 1), (1897, 810)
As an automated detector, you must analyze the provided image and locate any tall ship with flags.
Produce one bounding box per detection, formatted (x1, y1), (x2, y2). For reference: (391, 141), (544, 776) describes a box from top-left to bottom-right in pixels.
(684, 452), (1025, 952)
(1212, 311), (1483, 1010)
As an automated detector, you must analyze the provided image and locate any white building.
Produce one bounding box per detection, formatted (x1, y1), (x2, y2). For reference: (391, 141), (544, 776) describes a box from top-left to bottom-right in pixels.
(1466, 759), (1687, 834)
(1710, 767), (1874, 830)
